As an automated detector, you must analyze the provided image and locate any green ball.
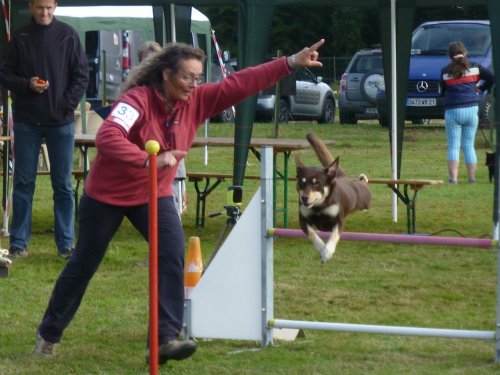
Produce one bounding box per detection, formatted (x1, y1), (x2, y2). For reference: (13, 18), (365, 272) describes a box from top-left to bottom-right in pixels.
(145, 140), (160, 155)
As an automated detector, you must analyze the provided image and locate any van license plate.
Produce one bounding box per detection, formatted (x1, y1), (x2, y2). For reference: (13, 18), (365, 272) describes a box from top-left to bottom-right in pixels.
(365, 107), (378, 114)
(407, 98), (436, 106)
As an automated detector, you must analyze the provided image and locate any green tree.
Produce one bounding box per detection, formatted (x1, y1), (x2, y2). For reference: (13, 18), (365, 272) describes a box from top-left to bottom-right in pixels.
(199, 4), (489, 63)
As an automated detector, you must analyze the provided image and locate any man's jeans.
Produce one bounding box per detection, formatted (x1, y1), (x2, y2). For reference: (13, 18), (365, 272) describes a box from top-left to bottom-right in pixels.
(10, 122), (75, 251)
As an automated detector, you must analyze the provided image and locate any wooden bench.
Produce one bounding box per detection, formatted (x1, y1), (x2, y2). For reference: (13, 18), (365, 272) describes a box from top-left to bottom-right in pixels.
(72, 171), (85, 222)
(187, 172), (442, 234)
(187, 172), (261, 227)
(368, 178), (443, 234)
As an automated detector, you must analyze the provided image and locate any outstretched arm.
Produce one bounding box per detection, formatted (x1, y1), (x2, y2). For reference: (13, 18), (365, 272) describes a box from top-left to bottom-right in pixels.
(193, 38), (327, 121)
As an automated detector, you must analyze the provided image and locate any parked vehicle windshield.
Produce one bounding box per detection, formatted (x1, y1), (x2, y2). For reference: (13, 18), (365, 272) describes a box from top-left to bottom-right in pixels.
(348, 54), (383, 73)
(411, 23), (491, 57)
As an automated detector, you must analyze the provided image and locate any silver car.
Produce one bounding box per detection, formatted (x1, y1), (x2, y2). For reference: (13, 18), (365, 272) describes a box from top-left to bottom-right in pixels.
(255, 67), (336, 124)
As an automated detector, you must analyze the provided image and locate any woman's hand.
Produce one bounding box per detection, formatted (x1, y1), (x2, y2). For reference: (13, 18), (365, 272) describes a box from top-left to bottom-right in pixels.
(157, 150), (187, 169)
(288, 39), (325, 69)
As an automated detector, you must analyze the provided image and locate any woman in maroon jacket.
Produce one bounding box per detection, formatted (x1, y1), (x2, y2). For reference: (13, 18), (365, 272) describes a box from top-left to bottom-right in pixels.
(34, 40), (325, 365)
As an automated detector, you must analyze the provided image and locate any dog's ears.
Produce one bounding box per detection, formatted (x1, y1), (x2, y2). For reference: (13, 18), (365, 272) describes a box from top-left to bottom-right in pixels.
(295, 152), (306, 171)
(325, 156), (340, 178)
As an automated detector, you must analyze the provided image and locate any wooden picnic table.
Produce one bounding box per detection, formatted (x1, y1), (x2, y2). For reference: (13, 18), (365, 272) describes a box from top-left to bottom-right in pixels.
(190, 137), (336, 227)
(5, 134), (441, 234)
(368, 178), (443, 234)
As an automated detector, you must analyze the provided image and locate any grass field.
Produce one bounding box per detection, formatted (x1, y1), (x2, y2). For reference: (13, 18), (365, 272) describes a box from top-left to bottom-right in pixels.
(1, 120), (499, 374)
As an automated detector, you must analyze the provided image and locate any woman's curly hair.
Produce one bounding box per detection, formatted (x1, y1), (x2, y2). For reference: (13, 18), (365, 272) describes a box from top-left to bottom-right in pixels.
(121, 42), (205, 93)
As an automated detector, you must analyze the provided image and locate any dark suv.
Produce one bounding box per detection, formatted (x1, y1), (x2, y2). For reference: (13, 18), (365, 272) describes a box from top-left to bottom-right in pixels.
(377, 20), (493, 127)
(338, 49), (383, 124)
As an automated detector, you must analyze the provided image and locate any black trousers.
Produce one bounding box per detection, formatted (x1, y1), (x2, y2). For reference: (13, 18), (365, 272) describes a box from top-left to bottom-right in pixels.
(38, 193), (185, 344)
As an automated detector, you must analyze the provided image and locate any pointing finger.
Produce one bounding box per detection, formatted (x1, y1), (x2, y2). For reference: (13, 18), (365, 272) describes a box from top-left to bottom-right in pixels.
(309, 39), (325, 52)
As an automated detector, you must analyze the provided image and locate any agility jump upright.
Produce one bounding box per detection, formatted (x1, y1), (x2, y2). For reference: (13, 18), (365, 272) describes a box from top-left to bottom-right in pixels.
(183, 146), (500, 362)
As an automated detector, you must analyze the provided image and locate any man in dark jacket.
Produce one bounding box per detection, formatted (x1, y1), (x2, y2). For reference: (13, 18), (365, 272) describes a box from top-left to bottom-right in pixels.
(0, 0), (89, 259)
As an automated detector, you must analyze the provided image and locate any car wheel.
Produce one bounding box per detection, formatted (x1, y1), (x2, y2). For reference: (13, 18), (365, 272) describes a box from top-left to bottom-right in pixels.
(275, 98), (289, 123)
(360, 69), (384, 105)
(219, 107), (235, 123)
(339, 109), (357, 124)
(318, 97), (335, 124)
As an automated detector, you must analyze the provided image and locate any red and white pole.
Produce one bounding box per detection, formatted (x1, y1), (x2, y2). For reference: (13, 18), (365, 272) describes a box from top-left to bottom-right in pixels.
(122, 30), (131, 81)
(145, 140), (160, 375)
(1, 0), (10, 42)
(211, 29), (235, 118)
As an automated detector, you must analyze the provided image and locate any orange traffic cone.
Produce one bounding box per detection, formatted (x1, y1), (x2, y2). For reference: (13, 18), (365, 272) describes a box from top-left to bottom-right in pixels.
(184, 236), (203, 297)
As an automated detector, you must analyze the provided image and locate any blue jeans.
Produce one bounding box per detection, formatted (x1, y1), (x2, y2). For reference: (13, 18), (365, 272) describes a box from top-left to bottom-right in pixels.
(11, 122), (75, 251)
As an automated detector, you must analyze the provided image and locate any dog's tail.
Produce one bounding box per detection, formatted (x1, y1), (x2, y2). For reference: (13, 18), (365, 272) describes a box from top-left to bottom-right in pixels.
(306, 132), (334, 167)
(306, 132), (346, 177)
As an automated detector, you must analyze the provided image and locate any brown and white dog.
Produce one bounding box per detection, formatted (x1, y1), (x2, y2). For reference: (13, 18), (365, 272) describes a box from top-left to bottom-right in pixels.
(295, 146), (371, 262)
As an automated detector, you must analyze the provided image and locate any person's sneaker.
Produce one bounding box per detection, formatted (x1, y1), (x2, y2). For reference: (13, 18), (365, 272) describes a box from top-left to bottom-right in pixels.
(58, 247), (74, 260)
(146, 339), (197, 365)
(33, 332), (56, 357)
(448, 178), (457, 185)
(7, 245), (29, 259)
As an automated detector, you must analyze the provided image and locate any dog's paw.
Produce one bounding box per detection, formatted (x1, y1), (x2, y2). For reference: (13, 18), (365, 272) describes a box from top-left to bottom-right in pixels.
(359, 173), (369, 183)
(320, 246), (335, 263)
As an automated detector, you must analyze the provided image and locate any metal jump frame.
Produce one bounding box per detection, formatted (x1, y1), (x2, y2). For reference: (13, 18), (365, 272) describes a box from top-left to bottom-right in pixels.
(256, 147), (500, 362)
(183, 147), (500, 362)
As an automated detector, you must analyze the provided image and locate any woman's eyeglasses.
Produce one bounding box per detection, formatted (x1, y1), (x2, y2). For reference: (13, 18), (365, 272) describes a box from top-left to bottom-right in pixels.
(177, 73), (205, 85)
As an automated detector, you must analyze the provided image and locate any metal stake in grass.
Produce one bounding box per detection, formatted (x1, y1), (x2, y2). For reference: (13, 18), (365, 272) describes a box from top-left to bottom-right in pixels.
(0, 248), (11, 278)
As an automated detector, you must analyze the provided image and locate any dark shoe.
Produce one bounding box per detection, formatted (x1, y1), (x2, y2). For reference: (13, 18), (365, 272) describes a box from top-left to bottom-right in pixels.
(448, 178), (457, 185)
(33, 332), (57, 357)
(146, 339), (197, 365)
(8, 245), (29, 259)
(468, 179), (476, 184)
(58, 247), (74, 260)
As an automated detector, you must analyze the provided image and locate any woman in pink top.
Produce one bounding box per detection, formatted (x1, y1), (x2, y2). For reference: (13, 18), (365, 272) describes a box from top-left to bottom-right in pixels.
(35, 39), (325, 365)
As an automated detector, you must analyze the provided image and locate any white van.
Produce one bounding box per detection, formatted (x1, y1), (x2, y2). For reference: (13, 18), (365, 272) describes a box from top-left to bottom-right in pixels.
(55, 5), (234, 122)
